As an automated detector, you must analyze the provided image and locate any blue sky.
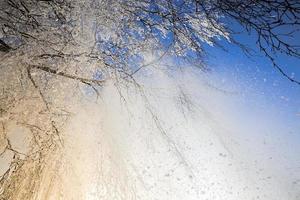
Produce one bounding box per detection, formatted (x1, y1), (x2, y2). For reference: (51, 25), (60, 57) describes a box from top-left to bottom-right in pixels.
(153, 17), (300, 136)
(203, 24), (300, 140)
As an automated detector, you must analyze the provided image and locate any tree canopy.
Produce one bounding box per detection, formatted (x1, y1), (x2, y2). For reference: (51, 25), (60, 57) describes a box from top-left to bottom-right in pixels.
(1, 0), (299, 84)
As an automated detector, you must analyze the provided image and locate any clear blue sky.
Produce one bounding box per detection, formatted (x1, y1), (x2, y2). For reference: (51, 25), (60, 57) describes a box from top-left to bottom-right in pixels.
(203, 23), (300, 138)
